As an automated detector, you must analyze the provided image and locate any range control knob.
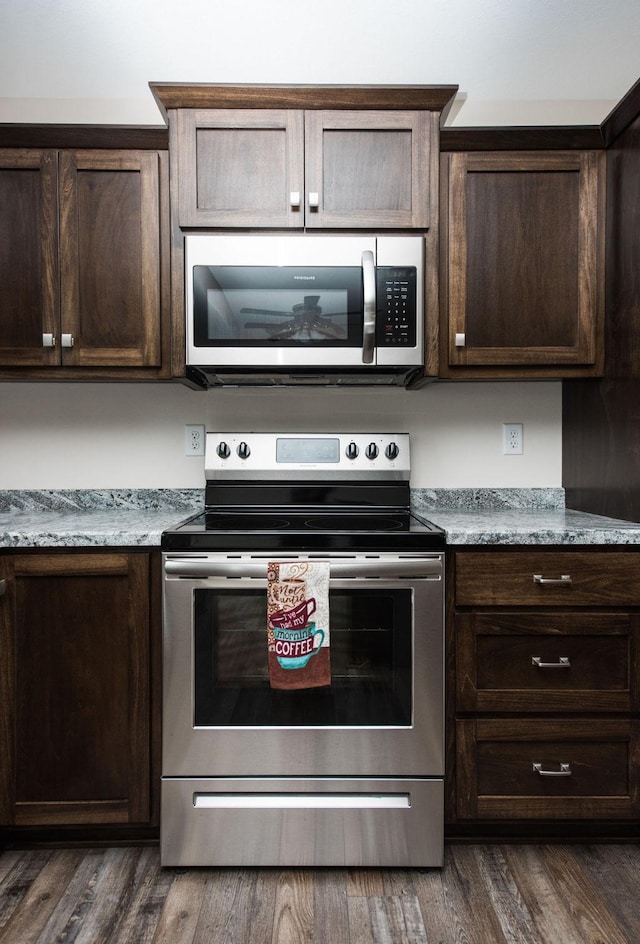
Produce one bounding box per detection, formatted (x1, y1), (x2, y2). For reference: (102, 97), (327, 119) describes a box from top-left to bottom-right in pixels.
(237, 441), (251, 459)
(366, 443), (379, 460)
(385, 442), (399, 460)
(346, 441), (359, 460)
(216, 441), (230, 459)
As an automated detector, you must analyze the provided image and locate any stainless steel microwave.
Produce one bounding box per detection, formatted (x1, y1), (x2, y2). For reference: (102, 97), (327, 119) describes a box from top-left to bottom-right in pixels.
(184, 235), (426, 387)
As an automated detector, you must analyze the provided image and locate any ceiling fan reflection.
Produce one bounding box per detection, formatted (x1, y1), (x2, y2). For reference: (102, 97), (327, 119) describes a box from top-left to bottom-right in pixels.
(241, 295), (348, 341)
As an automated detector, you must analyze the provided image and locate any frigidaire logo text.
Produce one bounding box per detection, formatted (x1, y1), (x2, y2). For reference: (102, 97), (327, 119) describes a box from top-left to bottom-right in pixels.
(293, 275), (316, 280)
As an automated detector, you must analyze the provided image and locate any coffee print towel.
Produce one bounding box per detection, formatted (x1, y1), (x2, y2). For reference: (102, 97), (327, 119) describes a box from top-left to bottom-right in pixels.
(267, 561), (330, 690)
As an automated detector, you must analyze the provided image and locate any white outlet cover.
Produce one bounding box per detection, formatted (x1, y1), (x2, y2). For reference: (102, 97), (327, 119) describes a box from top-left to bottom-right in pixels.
(185, 424), (205, 456)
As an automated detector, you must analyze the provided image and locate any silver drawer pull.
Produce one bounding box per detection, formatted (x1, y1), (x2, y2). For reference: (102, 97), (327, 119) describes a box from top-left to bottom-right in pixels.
(533, 574), (572, 586)
(533, 762), (572, 777)
(532, 656), (571, 669)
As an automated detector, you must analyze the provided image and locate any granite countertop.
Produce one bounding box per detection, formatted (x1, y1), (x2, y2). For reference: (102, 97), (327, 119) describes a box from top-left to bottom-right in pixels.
(2, 487), (640, 549)
(0, 489), (202, 549)
(411, 488), (640, 545)
(421, 508), (640, 546)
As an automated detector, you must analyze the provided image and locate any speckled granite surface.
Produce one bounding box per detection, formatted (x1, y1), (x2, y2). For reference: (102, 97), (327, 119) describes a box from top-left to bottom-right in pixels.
(0, 488), (203, 514)
(2, 487), (640, 548)
(410, 487), (566, 512)
(418, 508), (640, 545)
(0, 489), (202, 548)
(411, 488), (640, 545)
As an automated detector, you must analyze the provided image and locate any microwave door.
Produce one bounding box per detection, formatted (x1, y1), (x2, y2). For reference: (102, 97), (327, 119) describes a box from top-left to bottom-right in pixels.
(361, 250), (376, 364)
(190, 264), (370, 368)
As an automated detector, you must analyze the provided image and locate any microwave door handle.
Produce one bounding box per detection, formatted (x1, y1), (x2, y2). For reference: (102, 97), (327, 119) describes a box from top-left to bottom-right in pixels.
(361, 250), (376, 364)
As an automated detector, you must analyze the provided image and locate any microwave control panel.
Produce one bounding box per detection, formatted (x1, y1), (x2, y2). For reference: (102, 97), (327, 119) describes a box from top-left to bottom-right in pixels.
(376, 268), (417, 347)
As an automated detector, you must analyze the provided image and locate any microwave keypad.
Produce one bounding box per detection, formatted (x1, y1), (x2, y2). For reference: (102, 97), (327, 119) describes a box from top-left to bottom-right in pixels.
(377, 268), (416, 346)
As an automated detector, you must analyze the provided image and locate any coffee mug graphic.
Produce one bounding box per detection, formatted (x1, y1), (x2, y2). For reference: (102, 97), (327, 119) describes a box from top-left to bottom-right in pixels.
(269, 577), (306, 609)
(270, 597), (316, 631)
(273, 621), (325, 669)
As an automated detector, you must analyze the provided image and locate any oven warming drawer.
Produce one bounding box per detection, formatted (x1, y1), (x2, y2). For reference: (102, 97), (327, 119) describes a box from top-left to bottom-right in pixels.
(161, 777), (443, 867)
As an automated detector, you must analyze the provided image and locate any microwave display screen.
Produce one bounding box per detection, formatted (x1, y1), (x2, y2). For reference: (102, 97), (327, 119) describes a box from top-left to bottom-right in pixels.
(193, 266), (365, 347)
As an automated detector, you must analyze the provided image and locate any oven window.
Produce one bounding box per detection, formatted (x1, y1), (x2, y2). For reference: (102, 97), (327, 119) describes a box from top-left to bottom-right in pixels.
(192, 266), (364, 347)
(193, 589), (412, 726)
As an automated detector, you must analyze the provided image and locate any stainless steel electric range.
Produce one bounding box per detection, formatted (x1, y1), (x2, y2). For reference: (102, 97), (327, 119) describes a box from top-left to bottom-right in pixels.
(161, 432), (445, 867)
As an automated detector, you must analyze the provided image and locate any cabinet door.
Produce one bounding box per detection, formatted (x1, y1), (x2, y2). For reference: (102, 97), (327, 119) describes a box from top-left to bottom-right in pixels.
(0, 149), (59, 366)
(176, 109), (305, 228)
(305, 111), (432, 228)
(59, 150), (162, 367)
(442, 151), (605, 376)
(0, 553), (151, 827)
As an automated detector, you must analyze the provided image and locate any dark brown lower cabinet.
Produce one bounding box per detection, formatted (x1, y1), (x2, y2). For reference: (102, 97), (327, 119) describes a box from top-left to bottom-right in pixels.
(456, 718), (640, 820)
(450, 547), (640, 832)
(0, 551), (154, 828)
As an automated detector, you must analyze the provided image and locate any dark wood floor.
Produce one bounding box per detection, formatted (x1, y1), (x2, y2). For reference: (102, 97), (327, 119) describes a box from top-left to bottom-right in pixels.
(0, 843), (638, 943)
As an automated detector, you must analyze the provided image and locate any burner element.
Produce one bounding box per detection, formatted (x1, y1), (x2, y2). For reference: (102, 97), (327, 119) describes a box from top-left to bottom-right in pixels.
(205, 513), (291, 531)
(304, 514), (405, 532)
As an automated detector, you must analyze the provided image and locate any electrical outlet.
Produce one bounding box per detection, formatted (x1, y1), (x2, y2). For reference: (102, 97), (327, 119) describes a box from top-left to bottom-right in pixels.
(185, 424), (205, 456)
(503, 423), (523, 455)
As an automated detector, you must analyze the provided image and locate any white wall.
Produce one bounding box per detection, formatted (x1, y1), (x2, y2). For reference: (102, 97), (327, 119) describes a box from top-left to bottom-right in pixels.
(0, 381), (561, 489)
(1, 0), (638, 126)
(5, 0), (632, 490)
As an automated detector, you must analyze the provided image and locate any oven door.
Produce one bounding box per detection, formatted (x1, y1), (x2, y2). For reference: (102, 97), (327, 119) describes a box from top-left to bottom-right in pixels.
(162, 553), (444, 778)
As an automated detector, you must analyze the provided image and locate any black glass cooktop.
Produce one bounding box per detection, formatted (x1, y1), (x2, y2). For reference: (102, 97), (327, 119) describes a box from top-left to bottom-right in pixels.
(162, 508), (445, 552)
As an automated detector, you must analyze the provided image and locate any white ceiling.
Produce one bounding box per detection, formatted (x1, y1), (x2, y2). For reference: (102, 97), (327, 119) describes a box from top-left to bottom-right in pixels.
(0, 0), (639, 125)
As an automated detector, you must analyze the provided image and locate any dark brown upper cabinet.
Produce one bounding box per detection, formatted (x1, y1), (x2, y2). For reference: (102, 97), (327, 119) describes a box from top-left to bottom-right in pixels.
(151, 84), (457, 232)
(440, 150), (606, 379)
(174, 108), (435, 230)
(0, 145), (170, 378)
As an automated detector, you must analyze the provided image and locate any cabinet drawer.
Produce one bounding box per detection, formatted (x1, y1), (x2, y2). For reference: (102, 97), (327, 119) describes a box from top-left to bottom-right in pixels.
(455, 551), (640, 607)
(456, 612), (639, 712)
(456, 719), (640, 820)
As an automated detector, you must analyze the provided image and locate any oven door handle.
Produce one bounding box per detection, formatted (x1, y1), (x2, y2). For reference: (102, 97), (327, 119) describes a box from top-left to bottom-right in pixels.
(164, 558), (442, 579)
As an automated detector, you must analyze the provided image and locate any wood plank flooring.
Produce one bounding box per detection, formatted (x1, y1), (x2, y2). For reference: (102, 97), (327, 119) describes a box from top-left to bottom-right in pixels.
(0, 843), (638, 943)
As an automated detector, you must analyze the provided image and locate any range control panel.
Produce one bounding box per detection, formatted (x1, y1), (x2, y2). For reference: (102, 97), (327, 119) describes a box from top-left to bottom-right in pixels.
(204, 433), (410, 481)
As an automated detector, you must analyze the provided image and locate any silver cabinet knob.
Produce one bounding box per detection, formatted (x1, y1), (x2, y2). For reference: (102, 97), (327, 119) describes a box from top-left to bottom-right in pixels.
(61, 334), (74, 348)
(308, 192), (319, 208)
(455, 332), (466, 347)
(290, 191), (301, 207)
(42, 333), (56, 348)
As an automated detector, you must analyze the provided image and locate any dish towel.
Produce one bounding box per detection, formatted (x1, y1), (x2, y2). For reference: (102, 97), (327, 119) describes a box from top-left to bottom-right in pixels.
(267, 560), (330, 690)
